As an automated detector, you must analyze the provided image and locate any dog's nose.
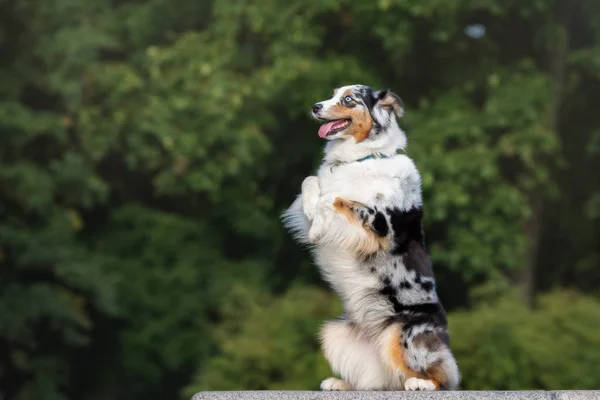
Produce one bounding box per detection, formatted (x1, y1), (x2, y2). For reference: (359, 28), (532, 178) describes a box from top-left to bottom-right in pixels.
(312, 103), (323, 113)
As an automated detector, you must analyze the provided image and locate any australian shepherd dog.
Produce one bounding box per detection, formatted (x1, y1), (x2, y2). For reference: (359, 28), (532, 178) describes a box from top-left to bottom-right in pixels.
(282, 85), (460, 391)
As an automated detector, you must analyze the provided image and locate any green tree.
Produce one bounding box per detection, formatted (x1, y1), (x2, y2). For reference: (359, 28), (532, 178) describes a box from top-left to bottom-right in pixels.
(450, 290), (600, 390)
(183, 285), (342, 396)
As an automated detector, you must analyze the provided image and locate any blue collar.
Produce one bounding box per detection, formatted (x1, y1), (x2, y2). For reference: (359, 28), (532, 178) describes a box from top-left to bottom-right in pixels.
(329, 152), (391, 173)
(355, 153), (389, 163)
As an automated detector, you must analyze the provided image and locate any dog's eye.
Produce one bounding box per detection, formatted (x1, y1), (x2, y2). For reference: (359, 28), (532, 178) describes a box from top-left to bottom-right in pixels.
(344, 96), (353, 103)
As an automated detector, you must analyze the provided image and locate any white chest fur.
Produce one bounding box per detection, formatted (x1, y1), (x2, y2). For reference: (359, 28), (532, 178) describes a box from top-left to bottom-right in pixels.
(316, 155), (423, 211)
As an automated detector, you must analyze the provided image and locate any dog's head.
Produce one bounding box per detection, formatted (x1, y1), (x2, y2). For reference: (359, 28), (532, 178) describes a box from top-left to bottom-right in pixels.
(311, 85), (404, 142)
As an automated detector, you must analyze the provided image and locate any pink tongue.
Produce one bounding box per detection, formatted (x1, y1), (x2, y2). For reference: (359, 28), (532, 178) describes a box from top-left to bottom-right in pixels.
(318, 119), (345, 138)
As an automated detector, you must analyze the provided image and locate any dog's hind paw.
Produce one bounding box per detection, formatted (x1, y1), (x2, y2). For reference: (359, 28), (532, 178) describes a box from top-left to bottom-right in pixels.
(404, 377), (437, 391)
(320, 377), (352, 391)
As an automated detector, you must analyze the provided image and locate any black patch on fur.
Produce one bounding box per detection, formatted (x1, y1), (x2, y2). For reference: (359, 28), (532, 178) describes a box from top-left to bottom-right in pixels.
(404, 242), (434, 277)
(395, 302), (449, 333)
(379, 284), (396, 299)
(387, 207), (425, 255)
(377, 89), (389, 100)
(400, 280), (412, 289)
(372, 212), (388, 236)
(355, 85), (375, 110)
(379, 285), (402, 313)
(382, 276), (391, 286)
(370, 89), (390, 133)
(397, 302), (441, 314)
(385, 207), (435, 277)
(380, 284), (443, 322)
(420, 280), (434, 292)
(370, 267), (376, 273)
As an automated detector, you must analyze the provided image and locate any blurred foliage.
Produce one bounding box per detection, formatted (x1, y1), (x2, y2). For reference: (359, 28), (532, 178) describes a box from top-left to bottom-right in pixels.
(450, 290), (600, 390)
(182, 288), (600, 394)
(0, 0), (599, 399)
(183, 285), (342, 396)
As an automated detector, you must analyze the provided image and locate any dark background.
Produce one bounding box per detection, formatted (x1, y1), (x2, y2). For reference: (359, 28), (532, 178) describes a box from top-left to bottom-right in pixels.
(1, 0), (599, 399)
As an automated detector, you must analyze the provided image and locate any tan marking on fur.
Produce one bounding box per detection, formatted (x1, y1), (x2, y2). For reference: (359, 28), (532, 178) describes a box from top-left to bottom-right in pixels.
(425, 363), (445, 390)
(341, 88), (353, 96)
(348, 108), (373, 142)
(326, 103), (350, 116)
(341, 89), (373, 142)
(322, 89), (373, 142)
(386, 325), (423, 379)
(386, 325), (440, 388)
(332, 197), (387, 255)
(332, 197), (357, 222)
(378, 92), (404, 117)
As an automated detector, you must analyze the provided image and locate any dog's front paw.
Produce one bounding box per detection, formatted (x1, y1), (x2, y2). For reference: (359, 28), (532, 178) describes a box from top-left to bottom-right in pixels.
(308, 194), (337, 243)
(308, 214), (324, 243)
(320, 377), (352, 391)
(404, 377), (437, 391)
(301, 176), (320, 221)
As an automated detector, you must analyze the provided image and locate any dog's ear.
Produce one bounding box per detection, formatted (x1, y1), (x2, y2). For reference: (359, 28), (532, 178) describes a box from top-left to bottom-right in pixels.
(375, 89), (405, 118)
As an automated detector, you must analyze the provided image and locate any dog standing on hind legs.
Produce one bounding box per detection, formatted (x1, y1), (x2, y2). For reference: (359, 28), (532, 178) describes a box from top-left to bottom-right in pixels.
(282, 84), (460, 391)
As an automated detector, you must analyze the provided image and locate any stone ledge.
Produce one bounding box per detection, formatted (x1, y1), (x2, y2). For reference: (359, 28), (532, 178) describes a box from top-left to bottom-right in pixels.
(192, 391), (600, 400)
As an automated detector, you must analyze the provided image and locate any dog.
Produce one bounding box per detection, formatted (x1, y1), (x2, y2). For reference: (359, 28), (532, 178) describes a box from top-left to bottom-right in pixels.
(281, 84), (460, 391)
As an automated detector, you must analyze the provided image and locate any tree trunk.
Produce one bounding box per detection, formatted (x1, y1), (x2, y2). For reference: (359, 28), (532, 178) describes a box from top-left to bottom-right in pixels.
(520, 0), (570, 308)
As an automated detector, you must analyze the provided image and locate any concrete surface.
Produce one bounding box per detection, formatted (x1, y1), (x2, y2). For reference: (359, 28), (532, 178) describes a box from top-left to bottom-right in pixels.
(192, 391), (600, 400)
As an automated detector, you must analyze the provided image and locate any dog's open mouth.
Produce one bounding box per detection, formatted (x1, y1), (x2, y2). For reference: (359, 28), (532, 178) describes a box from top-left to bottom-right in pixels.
(318, 118), (351, 138)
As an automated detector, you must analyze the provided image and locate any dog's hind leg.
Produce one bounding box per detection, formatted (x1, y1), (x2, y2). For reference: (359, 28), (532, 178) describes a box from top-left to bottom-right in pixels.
(407, 329), (460, 390)
(380, 323), (460, 391)
(319, 318), (397, 390)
